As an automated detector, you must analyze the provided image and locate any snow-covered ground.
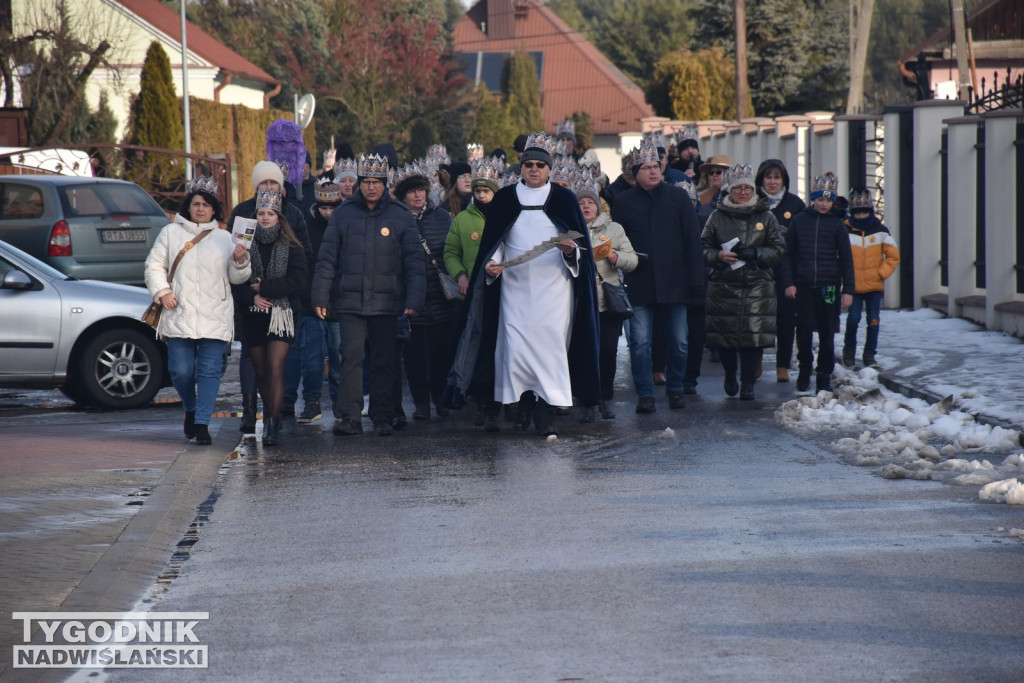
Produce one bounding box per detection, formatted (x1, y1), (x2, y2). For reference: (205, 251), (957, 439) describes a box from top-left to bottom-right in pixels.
(774, 307), (1024, 506)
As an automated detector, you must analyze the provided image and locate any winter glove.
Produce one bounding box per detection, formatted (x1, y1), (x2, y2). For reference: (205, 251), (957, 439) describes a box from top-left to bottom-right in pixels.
(735, 246), (758, 262)
(730, 241), (745, 253)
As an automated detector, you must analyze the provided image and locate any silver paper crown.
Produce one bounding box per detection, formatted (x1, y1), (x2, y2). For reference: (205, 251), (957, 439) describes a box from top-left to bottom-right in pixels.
(553, 139), (569, 159)
(472, 156), (505, 184)
(552, 156), (577, 185)
(724, 163), (755, 188)
(502, 171), (521, 188)
(274, 159), (290, 178)
(466, 143), (484, 163)
(555, 119), (576, 141)
(678, 125), (699, 143)
(849, 188), (873, 210)
(425, 144), (450, 169)
(523, 132), (554, 157)
(392, 162), (421, 187)
(578, 155), (601, 179)
(357, 153), (389, 179)
(643, 131), (666, 151)
(314, 176), (342, 203)
(334, 157), (358, 180)
(191, 175), (218, 194)
(675, 177), (698, 203)
(634, 136), (660, 167)
(572, 171), (599, 200)
(322, 149), (336, 169)
(256, 188), (283, 212)
(811, 172), (838, 199)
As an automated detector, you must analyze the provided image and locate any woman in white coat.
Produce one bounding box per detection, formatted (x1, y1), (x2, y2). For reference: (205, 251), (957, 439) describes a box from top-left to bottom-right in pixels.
(145, 177), (251, 445)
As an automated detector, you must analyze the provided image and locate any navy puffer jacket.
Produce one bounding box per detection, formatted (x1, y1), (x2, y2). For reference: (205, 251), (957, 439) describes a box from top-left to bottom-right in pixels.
(778, 206), (854, 293)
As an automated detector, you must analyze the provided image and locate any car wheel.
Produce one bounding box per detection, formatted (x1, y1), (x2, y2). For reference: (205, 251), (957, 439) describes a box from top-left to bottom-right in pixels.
(74, 328), (165, 410)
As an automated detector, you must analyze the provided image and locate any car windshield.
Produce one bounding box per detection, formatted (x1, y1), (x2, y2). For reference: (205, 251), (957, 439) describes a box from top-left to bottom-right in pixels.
(1, 240), (74, 279)
(58, 183), (165, 218)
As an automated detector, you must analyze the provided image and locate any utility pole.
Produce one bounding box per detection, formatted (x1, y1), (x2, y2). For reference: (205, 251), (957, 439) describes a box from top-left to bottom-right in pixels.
(734, 0), (749, 120)
(847, 0), (876, 114)
(950, 0), (971, 101)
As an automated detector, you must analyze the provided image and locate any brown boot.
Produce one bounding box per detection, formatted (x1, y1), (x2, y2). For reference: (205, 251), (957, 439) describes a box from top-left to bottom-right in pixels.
(776, 367), (789, 383)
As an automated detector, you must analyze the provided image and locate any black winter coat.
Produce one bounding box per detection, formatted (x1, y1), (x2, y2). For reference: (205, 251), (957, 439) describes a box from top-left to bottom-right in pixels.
(778, 206), (855, 293)
(611, 181), (705, 307)
(701, 197), (786, 349)
(411, 204), (457, 326)
(767, 192), (806, 229)
(602, 174), (633, 210)
(310, 191), (426, 317)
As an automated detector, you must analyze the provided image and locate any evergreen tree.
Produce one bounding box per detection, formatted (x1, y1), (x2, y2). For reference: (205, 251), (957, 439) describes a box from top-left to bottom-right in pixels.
(501, 52), (544, 135)
(866, 0), (949, 107)
(86, 91), (118, 144)
(569, 111), (592, 153)
(130, 42), (184, 150)
(647, 47), (737, 120)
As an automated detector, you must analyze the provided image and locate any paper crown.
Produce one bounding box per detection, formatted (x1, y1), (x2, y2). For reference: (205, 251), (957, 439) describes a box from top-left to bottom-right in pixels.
(678, 125), (699, 143)
(502, 170), (521, 187)
(849, 188), (873, 210)
(643, 131), (666, 152)
(392, 162), (426, 187)
(466, 143), (484, 163)
(357, 153), (389, 179)
(572, 171), (599, 201)
(552, 156), (577, 185)
(322, 149), (336, 170)
(256, 188), (282, 213)
(553, 138), (570, 159)
(314, 176), (342, 204)
(274, 159), (290, 179)
(334, 157), (358, 180)
(191, 175), (218, 195)
(472, 156), (505, 184)
(675, 177), (698, 202)
(555, 119), (576, 141)
(425, 144), (450, 169)
(811, 172), (838, 200)
(523, 132), (554, 157)
(631, 136), (661, 169)
(724, 163), (755, 188)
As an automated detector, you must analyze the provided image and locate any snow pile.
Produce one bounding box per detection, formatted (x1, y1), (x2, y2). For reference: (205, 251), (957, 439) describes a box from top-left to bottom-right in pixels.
(775, 368), (1024, 505)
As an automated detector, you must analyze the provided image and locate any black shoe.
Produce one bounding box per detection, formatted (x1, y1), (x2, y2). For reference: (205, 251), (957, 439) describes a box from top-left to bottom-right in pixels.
(194, 423), (212, 445)
(297, 399), (321, 423)
(434, 403), (450, 418)
(599, 400), (615, 419)
(816, 373), (833, 393)
(863, 350), (878, 368)
(412, 403), (430, 420)
(392, 414), (408, 430)
(667, 391), (686, 409)
(635, 396), (656, 414)
(682, 382), (697, 395)
(796, 371), (811, 392)
(280, 400), (295, 417)
(514, 393), (536, 430)
(533, 399), (555, 436)
(374, 422), (393, 436)
(239, 393), (258, 434)
(739, 383), (755, 400)
(579, 405), (596, 423)
(724, 375), (739, 397)
(184, 410), (196, 439)
(263, 417), (281, 446)
(554, 406), (570, 416)
(842, 346), (856, 368)
(332, 418), (362, 436)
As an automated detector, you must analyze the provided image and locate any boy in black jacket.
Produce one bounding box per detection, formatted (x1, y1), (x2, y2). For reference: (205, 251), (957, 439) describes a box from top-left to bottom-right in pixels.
(779, 173), (855, 393)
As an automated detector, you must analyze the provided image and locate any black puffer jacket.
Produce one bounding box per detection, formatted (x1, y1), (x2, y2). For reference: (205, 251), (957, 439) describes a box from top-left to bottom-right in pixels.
(778, 206), (855, 292)
(310, 191), (426, 317)
(411, 203), (456, 326)
(701, 197), (786, 348)
(767, 192), (806, 229)
(611, 180), (705, 307)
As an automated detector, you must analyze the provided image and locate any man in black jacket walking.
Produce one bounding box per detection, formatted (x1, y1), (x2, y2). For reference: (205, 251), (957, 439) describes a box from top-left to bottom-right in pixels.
(612, 137), (704, 414)
(311, 153), (425, 437)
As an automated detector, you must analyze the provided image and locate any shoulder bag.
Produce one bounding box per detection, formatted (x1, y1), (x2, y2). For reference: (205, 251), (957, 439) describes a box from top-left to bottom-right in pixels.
(419, 235), (460, 301)
(597, 270), (634, 321)
(142, 229), (214, 328)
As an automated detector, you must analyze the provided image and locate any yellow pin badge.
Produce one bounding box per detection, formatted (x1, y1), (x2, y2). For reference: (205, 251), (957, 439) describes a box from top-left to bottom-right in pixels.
(380, 227), (390, 237)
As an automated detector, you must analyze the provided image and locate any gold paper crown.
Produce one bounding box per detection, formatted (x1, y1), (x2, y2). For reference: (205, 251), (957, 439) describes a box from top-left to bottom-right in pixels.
(523, 132), (554, 157)
(256, 188), (283, 212)
(811, 172), (838, 200)
(191, 175), (218, 195)
(849, 188), (873, 210)
(724, 163), (755, 188)
(357, 153), (389, 179)
(334, 157), (358, 180)
(472, 156), (505, 184)
(314, 176), (342, 203)
(552, 156), (577, 184)
(555, 119), (576, 141)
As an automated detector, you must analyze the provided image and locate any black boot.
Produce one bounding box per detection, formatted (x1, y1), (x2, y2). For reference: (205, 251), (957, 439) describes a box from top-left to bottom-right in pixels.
(723, 373), (739, 397)
(842, 346), (856, 368)
(739, 382), (755, 400)
(184, 410), (196, 439)
(599, 400), (615, 420)
(239, 393), (258, 434)
(194, 423), (212, 446)
(863, 349), (878, 368)
(263, 416), (281, 446)
(514, 392), (536, 431)
(533, 397), (556, 437)
(816, 373), (833, 393)
(796, 369), (812, 392)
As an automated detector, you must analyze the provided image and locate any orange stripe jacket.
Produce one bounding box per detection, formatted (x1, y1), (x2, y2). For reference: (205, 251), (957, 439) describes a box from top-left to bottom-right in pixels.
(846, 217), (900, 293)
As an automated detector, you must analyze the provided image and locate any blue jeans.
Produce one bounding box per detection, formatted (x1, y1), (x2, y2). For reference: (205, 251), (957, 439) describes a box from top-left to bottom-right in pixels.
(284, 315), (327, 403)
(844, 291), (882, 353)
(166, 338), (228, 425)
(627, 304), (688, 397)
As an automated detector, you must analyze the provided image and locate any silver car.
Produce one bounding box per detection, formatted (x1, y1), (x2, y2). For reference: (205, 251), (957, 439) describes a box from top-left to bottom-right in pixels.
(0, 175), (169, 285)
(0, 240), (169, 409)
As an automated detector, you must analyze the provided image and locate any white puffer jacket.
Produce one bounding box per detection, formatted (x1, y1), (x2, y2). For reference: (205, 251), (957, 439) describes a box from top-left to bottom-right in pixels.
(144, 215), (251, 341)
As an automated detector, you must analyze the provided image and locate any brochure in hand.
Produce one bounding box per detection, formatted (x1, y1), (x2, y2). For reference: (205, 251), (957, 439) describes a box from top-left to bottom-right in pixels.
(232, 218), (257, 249)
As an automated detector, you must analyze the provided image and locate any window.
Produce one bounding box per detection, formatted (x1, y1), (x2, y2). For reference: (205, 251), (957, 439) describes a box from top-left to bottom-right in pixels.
(459, 51), (544, 94)
(0, 184), (45, 220)
(58, 183), (164, 217)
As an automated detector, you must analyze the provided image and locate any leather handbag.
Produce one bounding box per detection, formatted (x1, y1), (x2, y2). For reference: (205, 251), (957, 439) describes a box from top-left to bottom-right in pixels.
(142, 229), (213, 328)
(420, 236), (460, 301)
(598, 272), (634, 321)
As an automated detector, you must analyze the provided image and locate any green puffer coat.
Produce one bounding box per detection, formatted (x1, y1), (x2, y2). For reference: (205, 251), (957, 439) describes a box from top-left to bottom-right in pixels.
(700, 196), (786, 349)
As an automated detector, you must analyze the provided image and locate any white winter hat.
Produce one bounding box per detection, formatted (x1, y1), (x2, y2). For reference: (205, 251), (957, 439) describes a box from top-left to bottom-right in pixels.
(251, 160), (284, 191)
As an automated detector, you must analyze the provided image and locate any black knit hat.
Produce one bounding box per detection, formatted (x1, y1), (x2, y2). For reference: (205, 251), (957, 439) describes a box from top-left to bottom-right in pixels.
(448, 161), (472, 180)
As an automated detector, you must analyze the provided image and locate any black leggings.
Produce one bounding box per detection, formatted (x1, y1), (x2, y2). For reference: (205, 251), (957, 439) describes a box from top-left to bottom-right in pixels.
(719, 347), (764, 385)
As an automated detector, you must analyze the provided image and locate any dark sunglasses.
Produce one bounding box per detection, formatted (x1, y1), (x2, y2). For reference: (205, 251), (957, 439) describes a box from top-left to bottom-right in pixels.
(522, 161), (548, 169)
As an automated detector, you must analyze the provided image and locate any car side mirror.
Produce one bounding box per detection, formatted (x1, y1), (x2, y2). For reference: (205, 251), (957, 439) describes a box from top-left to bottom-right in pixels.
(2, 269), (37, 290)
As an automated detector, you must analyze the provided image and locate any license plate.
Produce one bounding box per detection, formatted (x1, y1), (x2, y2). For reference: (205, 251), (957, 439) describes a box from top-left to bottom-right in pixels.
(101, 229), (146, 243)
